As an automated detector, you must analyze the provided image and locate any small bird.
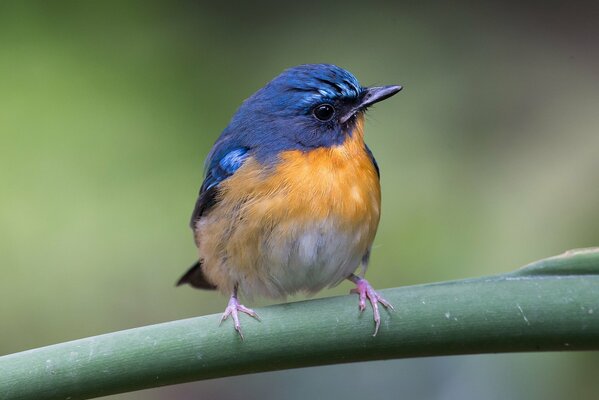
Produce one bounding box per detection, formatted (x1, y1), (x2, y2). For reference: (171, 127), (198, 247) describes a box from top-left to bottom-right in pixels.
(177, 64), (401, 338)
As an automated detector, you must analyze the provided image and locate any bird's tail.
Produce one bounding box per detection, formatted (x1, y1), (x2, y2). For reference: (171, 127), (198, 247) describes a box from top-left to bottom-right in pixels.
(176, 261), (217, 290)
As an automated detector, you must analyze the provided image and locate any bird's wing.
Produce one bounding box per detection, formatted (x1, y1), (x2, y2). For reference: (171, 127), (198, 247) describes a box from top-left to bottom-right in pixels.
(189, 147), (249, 229)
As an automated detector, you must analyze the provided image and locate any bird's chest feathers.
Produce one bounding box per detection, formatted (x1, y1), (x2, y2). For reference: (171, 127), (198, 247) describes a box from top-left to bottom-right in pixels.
(219, 118), (380, 224)
(276, 136), (380, 223)
(200, 121), (381, 297)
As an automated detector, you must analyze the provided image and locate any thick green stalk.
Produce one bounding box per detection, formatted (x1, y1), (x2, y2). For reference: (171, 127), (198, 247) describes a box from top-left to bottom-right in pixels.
(1, 248), (598, 400)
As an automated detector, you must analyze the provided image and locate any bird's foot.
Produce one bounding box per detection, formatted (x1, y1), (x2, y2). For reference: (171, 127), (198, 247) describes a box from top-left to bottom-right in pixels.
(220, 294), (260, 340)
(349, 276), (394, 336)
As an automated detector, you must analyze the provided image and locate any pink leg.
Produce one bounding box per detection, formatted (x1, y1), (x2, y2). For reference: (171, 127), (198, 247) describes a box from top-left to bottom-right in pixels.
(220, 288), (259, 340)
(349, 274), (394, 336)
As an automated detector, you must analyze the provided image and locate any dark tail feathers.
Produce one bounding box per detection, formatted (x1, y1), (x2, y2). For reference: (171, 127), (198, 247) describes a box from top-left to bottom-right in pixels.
(176, 261), (217, 290)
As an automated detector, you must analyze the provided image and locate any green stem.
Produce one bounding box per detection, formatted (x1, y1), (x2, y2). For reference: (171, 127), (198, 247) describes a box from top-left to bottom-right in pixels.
(1, 248), (599, 400)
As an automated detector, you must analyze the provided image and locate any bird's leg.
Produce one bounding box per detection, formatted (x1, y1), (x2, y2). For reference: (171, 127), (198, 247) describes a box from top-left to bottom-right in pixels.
(348, 274), (394, 336)
(220, 285), (260, 340)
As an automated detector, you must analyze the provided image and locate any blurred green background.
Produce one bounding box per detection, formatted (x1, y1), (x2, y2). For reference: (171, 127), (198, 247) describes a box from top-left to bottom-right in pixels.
(1, 1), (598, 399)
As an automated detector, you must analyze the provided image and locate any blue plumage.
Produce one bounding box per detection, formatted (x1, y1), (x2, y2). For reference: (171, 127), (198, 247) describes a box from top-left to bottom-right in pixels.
(206, 64), (365, 167)
(212, 148), (249, 190)
(190, 147), (249, 227)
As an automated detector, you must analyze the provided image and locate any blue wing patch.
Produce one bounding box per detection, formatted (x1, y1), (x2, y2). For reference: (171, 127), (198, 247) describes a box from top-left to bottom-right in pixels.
(190, 147), (249, 228)
(203, 148), (249, 191)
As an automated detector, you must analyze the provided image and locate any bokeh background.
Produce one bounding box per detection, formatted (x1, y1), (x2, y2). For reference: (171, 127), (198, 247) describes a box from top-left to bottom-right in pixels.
(1, 1), (598, 399)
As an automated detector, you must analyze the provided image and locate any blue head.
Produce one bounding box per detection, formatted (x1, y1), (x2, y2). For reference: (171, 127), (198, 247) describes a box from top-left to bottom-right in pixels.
(211, 64), (401, 164)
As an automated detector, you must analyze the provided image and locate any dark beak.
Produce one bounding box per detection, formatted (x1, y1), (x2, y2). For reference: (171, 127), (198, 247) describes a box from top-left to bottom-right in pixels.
(340, 85), (402, 124)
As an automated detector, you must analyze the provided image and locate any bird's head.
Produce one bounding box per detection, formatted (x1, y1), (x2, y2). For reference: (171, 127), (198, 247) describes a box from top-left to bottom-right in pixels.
(222, 64), (401, 161)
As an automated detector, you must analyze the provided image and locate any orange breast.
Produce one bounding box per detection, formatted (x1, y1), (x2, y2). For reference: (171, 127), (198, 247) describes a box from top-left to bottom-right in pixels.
(195, 115), (381, 298)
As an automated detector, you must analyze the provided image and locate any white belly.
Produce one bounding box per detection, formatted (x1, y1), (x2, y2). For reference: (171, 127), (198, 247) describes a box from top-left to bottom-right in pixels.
(237, 218), (369, 299)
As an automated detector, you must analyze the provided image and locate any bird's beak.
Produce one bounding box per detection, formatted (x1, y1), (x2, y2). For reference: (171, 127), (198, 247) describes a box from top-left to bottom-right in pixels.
(340, 85), (402, 124)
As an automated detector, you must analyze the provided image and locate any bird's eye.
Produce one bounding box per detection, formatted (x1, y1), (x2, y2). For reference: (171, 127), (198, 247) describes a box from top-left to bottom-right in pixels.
(313, 104), (335, 121)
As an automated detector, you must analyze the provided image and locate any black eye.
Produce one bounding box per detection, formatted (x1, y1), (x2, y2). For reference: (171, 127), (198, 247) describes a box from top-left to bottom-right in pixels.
(313, 104), (335, 121)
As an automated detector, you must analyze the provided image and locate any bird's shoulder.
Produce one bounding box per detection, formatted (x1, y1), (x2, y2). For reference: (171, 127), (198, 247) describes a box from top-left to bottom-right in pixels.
(189, 141), (250, 229)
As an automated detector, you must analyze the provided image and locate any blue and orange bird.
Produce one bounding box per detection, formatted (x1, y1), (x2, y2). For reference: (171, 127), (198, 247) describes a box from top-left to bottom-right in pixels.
(177, 64), (402, 338)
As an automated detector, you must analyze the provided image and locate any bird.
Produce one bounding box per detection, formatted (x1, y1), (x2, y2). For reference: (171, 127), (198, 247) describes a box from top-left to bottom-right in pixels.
(177, 63), (401, 339)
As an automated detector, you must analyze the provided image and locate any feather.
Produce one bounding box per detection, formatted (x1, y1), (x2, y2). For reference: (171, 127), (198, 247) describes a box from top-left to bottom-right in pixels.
(176, 260), (217, 290)
(189, 147), (249, 229)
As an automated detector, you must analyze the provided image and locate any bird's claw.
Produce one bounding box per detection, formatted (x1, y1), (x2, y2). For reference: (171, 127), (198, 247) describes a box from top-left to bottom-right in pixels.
(350, 278), (394, 336)
(220, 295), (259, 340)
